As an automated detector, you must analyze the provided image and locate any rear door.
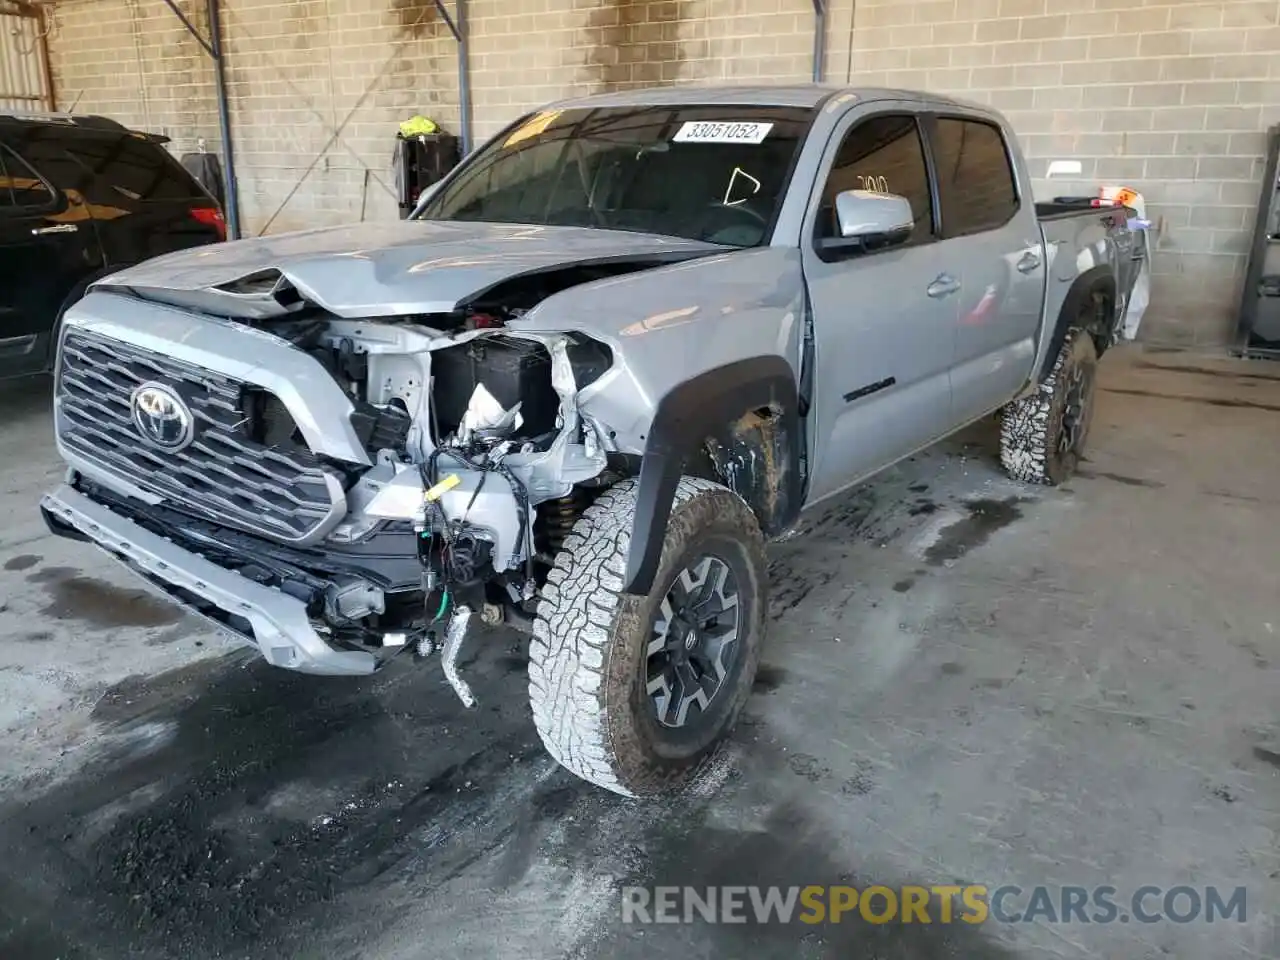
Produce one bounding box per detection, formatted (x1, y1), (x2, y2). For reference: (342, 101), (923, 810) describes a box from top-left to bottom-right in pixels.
(0, 139), (97, 378)
(801, 106), (959, 506)
(927, 114), (1044, 423)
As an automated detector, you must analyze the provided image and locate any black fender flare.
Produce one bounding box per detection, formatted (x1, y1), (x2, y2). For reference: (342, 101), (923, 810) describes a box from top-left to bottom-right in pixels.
(622, 356), (803, 596)
(1038, 265), (1117, 382)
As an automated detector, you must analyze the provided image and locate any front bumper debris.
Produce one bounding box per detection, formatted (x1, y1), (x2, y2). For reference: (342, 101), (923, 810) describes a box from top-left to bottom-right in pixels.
(40, 484), (378, 676)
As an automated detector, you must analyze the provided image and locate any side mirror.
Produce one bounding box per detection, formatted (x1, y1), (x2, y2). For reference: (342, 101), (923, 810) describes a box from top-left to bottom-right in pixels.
(834, 189), (914, 242)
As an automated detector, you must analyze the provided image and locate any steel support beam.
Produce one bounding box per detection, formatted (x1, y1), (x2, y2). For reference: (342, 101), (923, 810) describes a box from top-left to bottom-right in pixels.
(811, 0), (826, 83)
(432, 0), (473, 156)
(457, 0), (471, 156)
(207, 0), (240, 239)
(159, 0), (241, 239)
(159, 0), (212, 56)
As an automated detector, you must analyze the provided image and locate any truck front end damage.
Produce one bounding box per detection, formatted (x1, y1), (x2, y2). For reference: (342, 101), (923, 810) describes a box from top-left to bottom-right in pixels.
(41, 285), (618, 691)
(37, 90), (831, 796)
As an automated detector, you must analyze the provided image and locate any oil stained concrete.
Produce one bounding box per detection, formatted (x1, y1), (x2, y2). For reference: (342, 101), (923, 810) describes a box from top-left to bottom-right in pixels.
(0, 345), (1277, 959)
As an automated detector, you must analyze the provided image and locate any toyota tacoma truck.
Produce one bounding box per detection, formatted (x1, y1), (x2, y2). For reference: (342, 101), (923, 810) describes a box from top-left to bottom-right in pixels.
(40, 86), (1139, 796)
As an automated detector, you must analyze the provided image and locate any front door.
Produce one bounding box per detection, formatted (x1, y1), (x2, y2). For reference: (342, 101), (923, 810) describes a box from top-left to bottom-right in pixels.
(800, 108), (960, 506)
(0, 140), (93, 377)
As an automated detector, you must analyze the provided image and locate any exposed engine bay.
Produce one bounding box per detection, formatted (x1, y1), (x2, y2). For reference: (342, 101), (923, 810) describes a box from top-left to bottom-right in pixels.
(45, 257), (663, 698)
(221, 287), (626, 696)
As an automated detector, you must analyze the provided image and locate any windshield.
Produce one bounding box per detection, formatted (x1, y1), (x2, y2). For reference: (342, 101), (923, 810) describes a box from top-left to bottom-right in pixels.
(417, 105), (815, 247)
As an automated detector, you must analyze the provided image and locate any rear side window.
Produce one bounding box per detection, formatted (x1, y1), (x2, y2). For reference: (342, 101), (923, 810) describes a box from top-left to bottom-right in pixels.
(931, 118), (1019, 236)
(61, 133), (205, 203)
(817, 114), (934, 244)
(0, 143), (54, 209)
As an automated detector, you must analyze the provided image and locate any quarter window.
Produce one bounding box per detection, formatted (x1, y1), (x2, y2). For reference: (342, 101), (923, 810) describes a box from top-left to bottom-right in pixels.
(931, 118), (1019, 236)
(817, 114), (934, 244)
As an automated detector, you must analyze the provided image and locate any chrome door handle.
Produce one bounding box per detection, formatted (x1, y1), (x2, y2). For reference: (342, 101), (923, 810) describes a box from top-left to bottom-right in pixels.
(927, 274), (961, 298)
(32, 224), (79, 235)
(1017, 251), (1042, 273)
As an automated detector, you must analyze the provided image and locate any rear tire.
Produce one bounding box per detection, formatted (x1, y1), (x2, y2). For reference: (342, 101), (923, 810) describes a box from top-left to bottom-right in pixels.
(999, 329), (1098, 485)
(528, 477), (766, 797)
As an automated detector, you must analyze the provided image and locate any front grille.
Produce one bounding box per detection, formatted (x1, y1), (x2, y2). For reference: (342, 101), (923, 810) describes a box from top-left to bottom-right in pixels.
(57, 328), (343, 543)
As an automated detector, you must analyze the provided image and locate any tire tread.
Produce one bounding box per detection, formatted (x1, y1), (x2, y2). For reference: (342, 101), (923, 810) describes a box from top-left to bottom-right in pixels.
(527, 477), (734, 797)
(1000, 329), (1092, 486)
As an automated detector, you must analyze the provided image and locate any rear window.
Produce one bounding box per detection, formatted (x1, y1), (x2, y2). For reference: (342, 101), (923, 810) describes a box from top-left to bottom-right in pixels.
(931, 118), (1019, 237)
(61, 132), (206, 203)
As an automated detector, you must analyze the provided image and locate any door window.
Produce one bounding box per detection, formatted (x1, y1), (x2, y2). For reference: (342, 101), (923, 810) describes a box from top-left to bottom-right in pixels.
(817, 114), (934, 244)
(930, 118), (1019, 237)
(0, 144), (54, 210)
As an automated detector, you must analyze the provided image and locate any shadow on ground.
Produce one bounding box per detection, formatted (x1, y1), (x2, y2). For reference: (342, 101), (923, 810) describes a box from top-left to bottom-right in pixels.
(0, 634), (1018, 960)
(0, 422), (1022, 960)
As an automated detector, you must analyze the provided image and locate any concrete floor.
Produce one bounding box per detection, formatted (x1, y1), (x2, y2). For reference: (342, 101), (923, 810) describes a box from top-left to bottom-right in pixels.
(0, 345), (1277, 959)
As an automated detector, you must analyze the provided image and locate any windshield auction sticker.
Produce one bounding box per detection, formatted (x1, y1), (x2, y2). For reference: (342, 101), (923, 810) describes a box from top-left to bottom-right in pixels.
(673, 121), (773, 144)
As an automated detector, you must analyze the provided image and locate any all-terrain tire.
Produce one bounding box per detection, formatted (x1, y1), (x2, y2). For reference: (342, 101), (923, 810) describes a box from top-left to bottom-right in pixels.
(999, 329), (1099, 485)
(528, 477), (767, 797)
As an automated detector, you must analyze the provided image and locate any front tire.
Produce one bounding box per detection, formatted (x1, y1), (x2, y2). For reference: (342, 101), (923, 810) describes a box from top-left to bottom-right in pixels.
(1000, 329), (1099, 485)
(528, 477), (767, 797)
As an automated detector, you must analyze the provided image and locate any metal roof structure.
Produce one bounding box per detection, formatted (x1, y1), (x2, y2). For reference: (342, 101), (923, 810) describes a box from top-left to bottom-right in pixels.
(0, 1), (54, 112)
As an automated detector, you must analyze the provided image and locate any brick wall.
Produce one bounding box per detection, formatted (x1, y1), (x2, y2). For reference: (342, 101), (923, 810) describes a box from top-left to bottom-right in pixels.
(50, 0), (461, 233)
(51, 2), (215, 155)
(840, 0), (1280, 345)
(463, 0), (822, 141)
(45, 0), (1280, 345)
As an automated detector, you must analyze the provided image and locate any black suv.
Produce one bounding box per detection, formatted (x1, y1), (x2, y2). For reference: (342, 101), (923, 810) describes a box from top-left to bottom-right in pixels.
(0, 112), (225, 379)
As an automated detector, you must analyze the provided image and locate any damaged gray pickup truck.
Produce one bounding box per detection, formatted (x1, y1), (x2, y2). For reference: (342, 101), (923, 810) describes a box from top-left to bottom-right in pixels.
(41, 86), (1140, 796)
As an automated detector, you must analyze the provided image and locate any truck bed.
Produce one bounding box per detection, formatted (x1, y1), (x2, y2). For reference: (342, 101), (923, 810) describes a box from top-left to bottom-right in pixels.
(1033, 200), (1141, 367)
(1035, 199), (1131, 221)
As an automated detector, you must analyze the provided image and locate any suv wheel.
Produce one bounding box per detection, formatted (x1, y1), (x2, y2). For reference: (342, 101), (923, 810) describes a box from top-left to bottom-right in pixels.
(999, 329), (1099, 485)
(528, 477), (766, 796)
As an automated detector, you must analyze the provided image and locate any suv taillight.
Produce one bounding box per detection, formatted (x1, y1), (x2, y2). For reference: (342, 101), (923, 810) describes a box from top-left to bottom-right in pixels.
(191, 206), (227, 241)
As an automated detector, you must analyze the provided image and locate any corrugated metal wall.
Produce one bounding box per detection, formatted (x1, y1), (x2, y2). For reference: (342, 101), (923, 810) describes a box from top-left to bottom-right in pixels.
(0, 3), (52, 112)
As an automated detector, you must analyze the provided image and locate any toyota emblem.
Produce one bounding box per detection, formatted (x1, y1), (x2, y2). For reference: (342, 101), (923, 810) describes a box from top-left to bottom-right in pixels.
(130, 382), (194, 451)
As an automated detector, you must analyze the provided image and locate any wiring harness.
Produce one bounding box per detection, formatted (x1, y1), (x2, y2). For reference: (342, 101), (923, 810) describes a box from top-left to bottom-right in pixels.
(416, 443), (536, 620)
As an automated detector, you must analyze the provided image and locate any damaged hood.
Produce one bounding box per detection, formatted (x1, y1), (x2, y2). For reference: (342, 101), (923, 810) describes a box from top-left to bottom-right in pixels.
(96, 220), (722, 320)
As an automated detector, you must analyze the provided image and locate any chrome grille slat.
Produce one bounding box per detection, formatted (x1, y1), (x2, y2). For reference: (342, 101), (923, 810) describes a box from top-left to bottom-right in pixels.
(57, 328), (342, 543)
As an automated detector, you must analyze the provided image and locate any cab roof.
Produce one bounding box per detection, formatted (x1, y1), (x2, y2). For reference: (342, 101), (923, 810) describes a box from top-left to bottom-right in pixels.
(544, 84), (987, 113)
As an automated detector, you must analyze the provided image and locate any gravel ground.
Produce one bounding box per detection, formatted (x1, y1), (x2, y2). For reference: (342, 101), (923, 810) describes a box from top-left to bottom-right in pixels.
(0, 345), (1277, 960)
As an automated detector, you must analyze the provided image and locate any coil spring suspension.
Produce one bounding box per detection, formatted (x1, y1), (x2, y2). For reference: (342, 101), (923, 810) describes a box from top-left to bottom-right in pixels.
(542, 489), (588, 554)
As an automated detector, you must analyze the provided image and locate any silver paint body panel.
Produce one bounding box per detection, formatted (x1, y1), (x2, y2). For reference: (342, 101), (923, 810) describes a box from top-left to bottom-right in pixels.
(45, 84), (1137, 675)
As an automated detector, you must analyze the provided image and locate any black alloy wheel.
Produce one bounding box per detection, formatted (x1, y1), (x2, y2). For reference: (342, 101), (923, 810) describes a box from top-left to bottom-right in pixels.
(1058, 360), (1096, 457)
(646, 554), (741, 730)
